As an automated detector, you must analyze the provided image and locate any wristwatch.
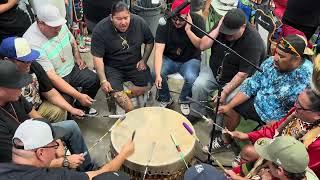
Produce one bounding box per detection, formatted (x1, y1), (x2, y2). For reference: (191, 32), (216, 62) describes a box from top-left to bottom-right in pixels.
(63, 156), (70, 168)
(63, 146), (69, 168)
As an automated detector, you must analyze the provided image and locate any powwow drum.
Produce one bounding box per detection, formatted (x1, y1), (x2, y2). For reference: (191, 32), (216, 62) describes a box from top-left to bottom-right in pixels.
(110, 107), (196, 179)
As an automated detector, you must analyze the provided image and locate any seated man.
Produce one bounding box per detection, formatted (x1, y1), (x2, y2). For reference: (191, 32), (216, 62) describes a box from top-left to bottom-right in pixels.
(190, 9), (265, 129)
(154, 0), (205, 113)
(0, 119), (134, 180)
(217, 34), (313, 151)
(224, 88), (320, 177)
(226, 136), (318, 180)
(91, 1), (154, 112)
(185, 136), (318, 180)
(0, 60), (94, 171)
(23, 4), (99, 116)
(0, 37), (85, 122)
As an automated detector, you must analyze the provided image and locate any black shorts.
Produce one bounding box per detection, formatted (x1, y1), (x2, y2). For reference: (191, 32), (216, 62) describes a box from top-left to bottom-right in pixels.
(234, 97), (263, 124)
(105, 66), (151, 91)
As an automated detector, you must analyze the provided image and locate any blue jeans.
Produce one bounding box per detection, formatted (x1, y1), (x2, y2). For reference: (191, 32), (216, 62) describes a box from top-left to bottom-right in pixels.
(52, 120), (95, 171)
(157, 57), (200, 102)
(191, 66), (240, 130)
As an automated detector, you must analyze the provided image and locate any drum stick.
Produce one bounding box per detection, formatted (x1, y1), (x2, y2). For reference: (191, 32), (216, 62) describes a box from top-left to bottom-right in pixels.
(170, 134), (189, 169)
(103, 114), (126, 119)
(131, 130), (136, 141)
(182, 123), (227, 172)
(83, 116), (126, 156)
(186, 96), (215, 111)
(190, 108), (225, 131)
(142, 142), (156, 180)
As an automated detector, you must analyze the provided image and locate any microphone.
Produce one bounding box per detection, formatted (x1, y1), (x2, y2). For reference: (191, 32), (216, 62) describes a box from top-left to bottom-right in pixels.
(158, 0), (191, 26)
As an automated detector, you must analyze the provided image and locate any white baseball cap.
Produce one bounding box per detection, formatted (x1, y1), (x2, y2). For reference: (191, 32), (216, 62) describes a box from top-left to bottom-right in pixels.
(37, 4), (67, 27)
(13, 119), (66, 150)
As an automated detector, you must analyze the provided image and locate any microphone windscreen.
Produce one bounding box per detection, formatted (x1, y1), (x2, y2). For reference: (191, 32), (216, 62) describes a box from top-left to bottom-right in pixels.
(183, 122), (194, 135)
(159, 17), (166, 26)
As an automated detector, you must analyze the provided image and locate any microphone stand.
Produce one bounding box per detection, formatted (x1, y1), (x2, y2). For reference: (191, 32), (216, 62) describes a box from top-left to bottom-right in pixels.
(177, 15), (262, 163)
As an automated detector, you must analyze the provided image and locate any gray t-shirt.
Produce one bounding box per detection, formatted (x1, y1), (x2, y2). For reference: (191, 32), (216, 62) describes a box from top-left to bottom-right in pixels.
(23, 23), (75, 77)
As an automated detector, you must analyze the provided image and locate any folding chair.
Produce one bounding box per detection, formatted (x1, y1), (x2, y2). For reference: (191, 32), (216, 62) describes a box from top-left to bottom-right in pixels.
(254, 9), (276, 55)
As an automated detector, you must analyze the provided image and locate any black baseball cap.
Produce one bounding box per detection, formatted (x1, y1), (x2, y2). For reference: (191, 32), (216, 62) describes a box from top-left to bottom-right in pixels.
(279, 34), (307, 57)
(219, 9), (246, 35)
(184, 163), (227, 180)
(0, 60), (32, 89)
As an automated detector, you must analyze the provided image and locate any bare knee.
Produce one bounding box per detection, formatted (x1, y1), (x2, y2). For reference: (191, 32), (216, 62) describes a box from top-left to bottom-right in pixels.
(129, 85), (150, 97)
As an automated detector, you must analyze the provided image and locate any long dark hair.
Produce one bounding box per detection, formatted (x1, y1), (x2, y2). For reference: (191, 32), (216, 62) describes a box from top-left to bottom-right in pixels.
(111, 1), (129, 16)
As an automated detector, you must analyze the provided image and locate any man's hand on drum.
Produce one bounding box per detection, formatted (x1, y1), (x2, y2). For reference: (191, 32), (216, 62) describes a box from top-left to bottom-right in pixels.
(101, 80), (113, 94)
(120, 140), (135, 158)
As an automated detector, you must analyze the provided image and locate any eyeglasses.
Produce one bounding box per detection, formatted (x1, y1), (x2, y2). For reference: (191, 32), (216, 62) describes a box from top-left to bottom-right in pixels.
(294, 99), (318, 112)
(279, 38), (301, 57)
(172, 16), (185, 22)
(41, 141), (60, 149)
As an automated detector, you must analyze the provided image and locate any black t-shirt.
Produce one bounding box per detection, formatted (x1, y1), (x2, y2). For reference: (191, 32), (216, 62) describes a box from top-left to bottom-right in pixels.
(83, 0), (120, 23)
(30, 61), (53, 94)
(0, 163), (89, 180)
(22, 61), (53, 109)
(283, 0), (320, 27)
(91, 14), (154, 69)
(209, 25), (266, 84)
(0, 4), (32, 42)
(0, 97), (32, 162)
(155, 13), (205, 62)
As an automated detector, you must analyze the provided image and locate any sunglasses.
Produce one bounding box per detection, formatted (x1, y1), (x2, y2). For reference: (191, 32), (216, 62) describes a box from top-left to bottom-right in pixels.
(172, 16), (186, 22)
(279, 38), (301, 57)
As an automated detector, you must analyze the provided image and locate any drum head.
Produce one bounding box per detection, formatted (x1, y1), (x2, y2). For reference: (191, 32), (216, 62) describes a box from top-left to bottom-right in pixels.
(110, 107), (196, 174)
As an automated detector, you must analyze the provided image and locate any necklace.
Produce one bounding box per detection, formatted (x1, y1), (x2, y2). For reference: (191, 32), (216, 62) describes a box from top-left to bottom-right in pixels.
(43, 33), (66, 63)
(114, 27), (129, 50)
(0, 103), (20, 124)
(56, 35), (66, 63)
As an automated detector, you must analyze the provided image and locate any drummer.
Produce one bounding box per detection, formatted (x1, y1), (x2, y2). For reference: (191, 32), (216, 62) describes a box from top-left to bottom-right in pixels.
(0, 120), (134, 180)
(184, 136), (318, 180)
(91, 1), (154, 112)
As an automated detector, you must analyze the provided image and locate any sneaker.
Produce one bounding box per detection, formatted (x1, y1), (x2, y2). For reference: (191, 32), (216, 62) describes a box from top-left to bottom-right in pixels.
(85, 108), (98, 117)
(202, 135), (231, 153)
(158, 98), (173, 108)
(232, 154), (241, 168)
(180, 103), (190, 115)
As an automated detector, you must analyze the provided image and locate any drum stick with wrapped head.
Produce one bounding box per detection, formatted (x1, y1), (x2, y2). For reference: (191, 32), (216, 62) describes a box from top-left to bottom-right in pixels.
(190, 108), (225, 131)
(83, 116), (126, 156)
(142, 142), (156, 180)
(170, 134), (188, 168)
(182, 122), (227, 172)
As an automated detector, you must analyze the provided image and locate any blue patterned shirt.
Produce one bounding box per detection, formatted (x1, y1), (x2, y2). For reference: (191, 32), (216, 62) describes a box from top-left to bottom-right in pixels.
(240, 57), (312, 122)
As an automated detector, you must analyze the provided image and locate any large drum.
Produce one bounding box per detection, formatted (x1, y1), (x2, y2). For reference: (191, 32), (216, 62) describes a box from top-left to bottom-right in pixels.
(110, 107), (196, 179)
